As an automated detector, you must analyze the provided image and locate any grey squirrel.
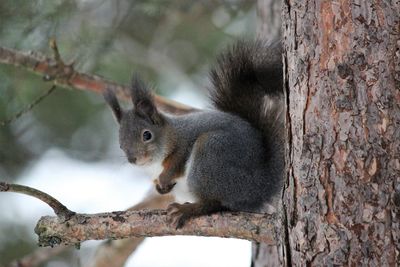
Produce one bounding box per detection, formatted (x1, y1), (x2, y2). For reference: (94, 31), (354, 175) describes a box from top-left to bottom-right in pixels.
(104, 40), (284, 228)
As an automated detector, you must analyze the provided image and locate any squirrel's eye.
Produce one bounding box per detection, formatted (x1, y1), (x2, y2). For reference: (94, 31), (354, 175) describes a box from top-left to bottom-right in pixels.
(142, 130), (153, 142)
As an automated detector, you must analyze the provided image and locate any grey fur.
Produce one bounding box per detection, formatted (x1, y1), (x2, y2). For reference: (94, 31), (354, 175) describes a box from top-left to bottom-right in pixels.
(166, 109), (282, 212)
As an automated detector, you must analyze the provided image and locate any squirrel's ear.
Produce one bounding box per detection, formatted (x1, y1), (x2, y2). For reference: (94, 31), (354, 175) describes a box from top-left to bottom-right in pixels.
(131, 75), (163, 125)
(104, 89), (122, 123)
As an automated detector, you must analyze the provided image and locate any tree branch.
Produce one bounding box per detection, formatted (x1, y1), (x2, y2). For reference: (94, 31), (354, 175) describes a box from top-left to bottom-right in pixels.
(35, 210), (278, 247)
(0, 182), (279, 247)
(3, 192), (172, 267)
(0, 45), (197, 115)
(0, 182), (75, 221)
(87, 192), (173, 267)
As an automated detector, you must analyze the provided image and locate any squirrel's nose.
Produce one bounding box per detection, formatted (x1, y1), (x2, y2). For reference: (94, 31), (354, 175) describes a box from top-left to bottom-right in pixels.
(128, 156), (137, 164)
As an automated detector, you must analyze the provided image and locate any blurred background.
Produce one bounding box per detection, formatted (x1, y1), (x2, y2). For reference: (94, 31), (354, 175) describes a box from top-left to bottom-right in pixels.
(0, 1), (263, 266)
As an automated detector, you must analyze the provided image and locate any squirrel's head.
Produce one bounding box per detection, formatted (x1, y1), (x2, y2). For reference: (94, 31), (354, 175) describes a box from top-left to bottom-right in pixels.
(104, 76), (167, 166)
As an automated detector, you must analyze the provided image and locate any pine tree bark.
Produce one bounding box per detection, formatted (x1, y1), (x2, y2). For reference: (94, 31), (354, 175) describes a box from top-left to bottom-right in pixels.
(282, 0), (400, 266)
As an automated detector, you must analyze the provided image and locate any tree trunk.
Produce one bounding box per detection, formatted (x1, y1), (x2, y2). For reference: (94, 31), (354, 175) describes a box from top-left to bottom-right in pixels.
(282, 0), (400, 266)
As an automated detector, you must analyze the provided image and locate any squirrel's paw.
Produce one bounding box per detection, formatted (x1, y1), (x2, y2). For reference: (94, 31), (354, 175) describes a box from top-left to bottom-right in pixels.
(154, 180), (176, 194)
(167, 202), (195, 229)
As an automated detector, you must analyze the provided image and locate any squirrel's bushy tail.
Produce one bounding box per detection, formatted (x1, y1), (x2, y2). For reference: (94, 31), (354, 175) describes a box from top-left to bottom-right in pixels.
(209, 40), (284, 145)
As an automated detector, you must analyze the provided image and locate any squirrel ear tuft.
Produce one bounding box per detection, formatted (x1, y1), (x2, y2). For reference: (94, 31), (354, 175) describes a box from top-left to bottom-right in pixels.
(104, 89), (122, 123)
(131, 75), (163, 125)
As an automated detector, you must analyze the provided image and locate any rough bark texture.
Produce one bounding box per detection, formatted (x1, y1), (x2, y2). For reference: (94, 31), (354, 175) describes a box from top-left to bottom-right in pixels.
(283, 0), (400, 266)
(35, 210), (279, 247)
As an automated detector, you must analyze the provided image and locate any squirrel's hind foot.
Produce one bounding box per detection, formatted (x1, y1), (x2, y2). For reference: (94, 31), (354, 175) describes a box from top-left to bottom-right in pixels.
(166, 200), (227, 229)
(167, 202), (196, 229)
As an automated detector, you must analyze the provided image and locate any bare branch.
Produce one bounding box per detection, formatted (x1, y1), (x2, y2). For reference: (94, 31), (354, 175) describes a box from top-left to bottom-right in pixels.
(0, 182), (279, 250)
(0, 45), (197, 115)
(3, 192), (172, 267)
(35, 209), (279, 247)
(0, 182), (75, 221)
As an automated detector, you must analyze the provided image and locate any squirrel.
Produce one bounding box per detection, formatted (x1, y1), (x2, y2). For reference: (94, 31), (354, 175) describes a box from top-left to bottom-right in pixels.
(104, 40), (284, 228)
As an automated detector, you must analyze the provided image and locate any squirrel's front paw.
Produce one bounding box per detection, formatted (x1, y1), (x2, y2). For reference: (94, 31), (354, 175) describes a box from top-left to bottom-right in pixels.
(154, 180), (176, 194)
(167, 202), (194, 229)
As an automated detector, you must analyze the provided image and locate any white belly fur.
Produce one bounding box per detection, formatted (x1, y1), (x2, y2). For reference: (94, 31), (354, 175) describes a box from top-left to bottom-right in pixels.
(172, 175), (197, 203)
(142, 158), (197, 204)
(142, 160), (164, 178)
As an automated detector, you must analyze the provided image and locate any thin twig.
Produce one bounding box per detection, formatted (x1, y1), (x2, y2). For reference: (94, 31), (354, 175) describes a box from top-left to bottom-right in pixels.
(0, 85), (57, 127)
(49, 38), (62, 64)
(0, 182), (75, 221)
(42, 38), (74, 83)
